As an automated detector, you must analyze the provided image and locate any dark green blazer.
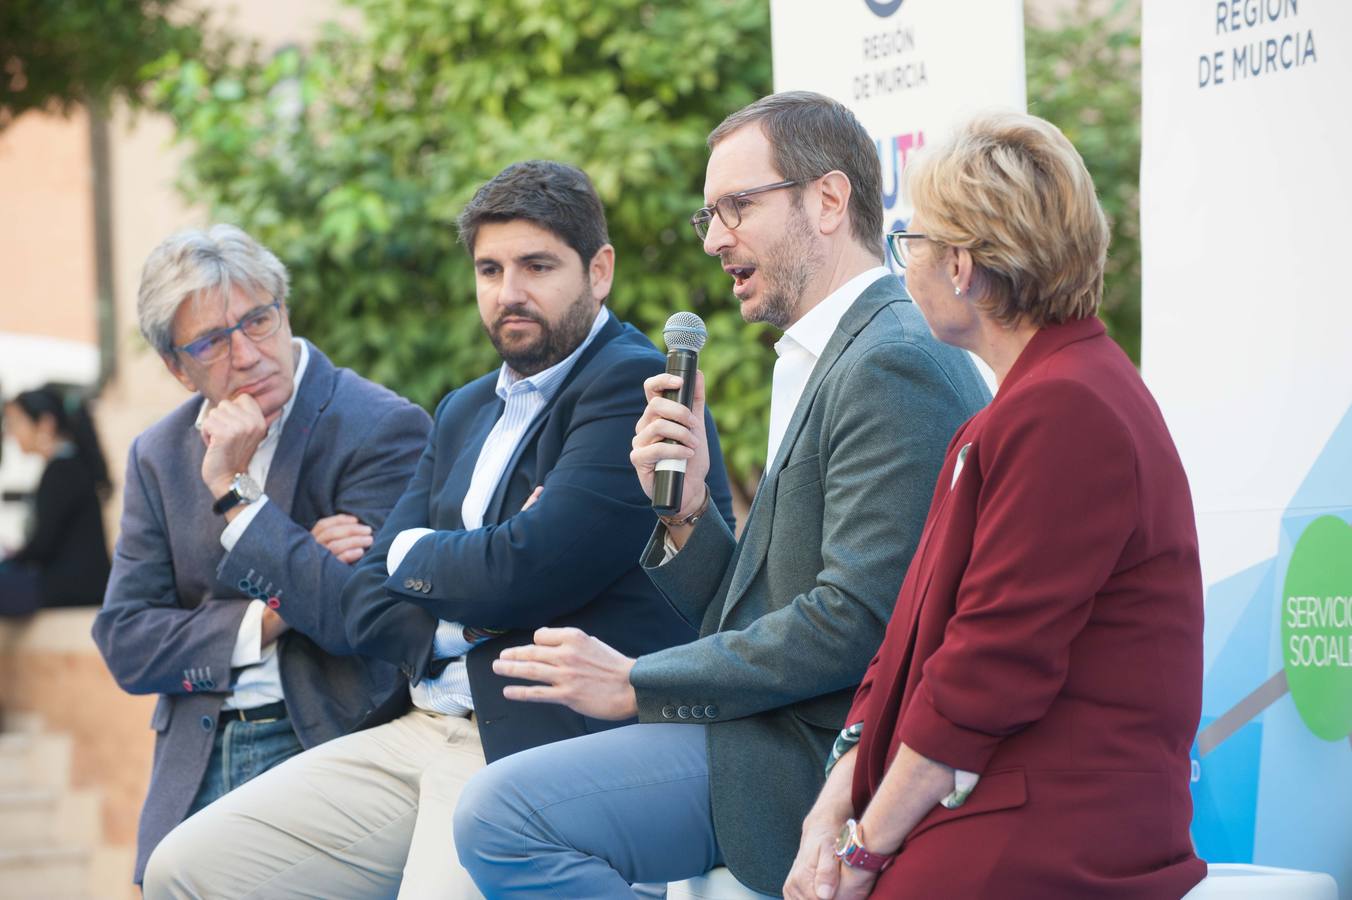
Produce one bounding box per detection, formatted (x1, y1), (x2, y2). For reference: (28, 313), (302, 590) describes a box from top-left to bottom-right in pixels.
(635, 274), (990, 895)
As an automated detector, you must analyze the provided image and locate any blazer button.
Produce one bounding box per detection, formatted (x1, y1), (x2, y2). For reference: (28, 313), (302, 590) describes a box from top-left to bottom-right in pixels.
(421, 582), (431, 593)
(200, 715), (214, 732)
(705, 705), (719, 720)
(661, 705), (676, 719)
(690, 706), (704, 719)
(237, 579), (252, 592)
(267, 596), (281, 609)
(203, 679), (216, 690)
(677, 705), (691, 719)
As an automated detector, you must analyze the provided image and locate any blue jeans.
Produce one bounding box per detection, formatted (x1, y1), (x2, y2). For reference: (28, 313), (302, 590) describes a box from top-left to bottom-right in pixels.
(0, 560), (41, 617)
(454, 723), (721, 897)
(185, 714), (303, 818)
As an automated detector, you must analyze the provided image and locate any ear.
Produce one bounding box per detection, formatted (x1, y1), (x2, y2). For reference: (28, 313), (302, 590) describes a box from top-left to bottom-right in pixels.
(587, 244), (616, 303)
(162, 353), (198, 393)
(951, 247), (977, 297)
(815, 170), (853, 237)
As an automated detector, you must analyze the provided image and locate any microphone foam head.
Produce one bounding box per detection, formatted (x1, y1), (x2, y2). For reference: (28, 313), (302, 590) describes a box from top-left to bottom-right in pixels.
(663, 312), (707, 353)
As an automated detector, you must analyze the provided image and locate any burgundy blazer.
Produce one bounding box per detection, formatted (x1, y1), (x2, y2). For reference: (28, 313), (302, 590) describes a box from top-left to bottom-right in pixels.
(847, 317), (1206, 898)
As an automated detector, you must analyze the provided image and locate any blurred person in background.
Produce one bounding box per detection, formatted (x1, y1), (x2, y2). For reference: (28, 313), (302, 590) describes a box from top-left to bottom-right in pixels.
(92, 224), (430, 885)
(783, 112), (1205, 900)
(0, 385), (111, 615)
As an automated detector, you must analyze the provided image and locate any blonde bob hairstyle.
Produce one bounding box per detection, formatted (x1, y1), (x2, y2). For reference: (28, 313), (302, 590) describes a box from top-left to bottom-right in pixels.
(907, 112), (1109, 327)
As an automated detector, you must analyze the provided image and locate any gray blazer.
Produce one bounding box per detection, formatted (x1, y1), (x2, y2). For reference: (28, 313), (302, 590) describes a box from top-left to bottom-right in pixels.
(635, 276), (990, 895)
(91, 340), (430, 881)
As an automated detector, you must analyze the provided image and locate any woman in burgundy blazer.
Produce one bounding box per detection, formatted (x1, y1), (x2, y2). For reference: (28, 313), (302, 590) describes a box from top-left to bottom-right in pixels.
(784, 113), (1206, 900)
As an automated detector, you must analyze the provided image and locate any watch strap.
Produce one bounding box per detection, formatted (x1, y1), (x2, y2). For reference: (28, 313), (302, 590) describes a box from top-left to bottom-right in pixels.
(212, 487), (244, 515)
(836, 818), (895, 873)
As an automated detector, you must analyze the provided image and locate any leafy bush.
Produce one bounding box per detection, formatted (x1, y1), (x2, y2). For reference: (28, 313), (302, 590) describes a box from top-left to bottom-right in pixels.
(1, 0), (203, 127)
(153, 0), (1141, 496)
(1027, 0), (1141, 361)
(153, 0), (773, 499)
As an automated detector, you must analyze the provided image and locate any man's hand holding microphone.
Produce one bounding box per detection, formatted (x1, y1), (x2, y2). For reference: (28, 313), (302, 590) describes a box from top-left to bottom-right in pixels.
(631, 312), (711, 549)
(491, 313), (712, 720)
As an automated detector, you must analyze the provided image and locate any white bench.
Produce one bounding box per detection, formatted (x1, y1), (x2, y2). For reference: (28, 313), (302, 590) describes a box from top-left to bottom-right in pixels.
(1182, 864), (1338, 898)
(668, 862), (1339, 900)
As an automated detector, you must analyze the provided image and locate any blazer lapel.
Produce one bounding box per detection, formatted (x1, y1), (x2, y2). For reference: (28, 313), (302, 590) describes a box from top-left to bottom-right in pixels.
(483, 312), (623, 525)
(437, 397), (502, 531)
(719, 277), (906, 628)
(264, 340), (336, 519)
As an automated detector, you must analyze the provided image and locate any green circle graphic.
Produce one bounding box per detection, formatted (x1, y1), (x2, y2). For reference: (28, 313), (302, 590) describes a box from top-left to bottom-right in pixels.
(1281, 515), (1352, 741)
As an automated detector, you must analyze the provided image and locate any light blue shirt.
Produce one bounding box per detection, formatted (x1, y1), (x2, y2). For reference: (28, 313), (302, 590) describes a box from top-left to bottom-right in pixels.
(389, 306), (611, 716)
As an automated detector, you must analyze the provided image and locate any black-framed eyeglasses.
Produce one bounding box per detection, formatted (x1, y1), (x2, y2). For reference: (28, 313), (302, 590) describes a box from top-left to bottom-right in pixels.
(885, 231), (929, 271)
(174, 299), (285, 364)
(690, 179), (801, 240)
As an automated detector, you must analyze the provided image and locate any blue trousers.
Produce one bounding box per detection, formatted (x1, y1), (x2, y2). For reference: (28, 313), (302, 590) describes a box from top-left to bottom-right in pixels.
(0, 560), (41, 617)
(185, 714), (303, 818)
(454, 723), (722, 897)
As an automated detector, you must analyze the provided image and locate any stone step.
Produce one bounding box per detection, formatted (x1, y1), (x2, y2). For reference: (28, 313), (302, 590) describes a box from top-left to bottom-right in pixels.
(0, 844), (90, 897)
(87, 844), (138, 900)
(0, 787), (100, 848)
(0, 731), (74, 790)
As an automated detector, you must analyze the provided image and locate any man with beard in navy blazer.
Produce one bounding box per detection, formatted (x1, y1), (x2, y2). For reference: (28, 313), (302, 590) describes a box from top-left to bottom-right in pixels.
(144, 160), (734, 899)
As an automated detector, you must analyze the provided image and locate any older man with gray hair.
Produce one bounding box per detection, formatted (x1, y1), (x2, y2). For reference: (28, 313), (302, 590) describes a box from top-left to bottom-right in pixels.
(93, 224), (430, 884)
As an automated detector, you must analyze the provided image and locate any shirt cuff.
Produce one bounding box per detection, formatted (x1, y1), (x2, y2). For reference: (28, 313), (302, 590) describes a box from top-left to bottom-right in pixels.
(387, 527), (435, 576)
(231, 599), (268, 667)
(431, 619), (476, 659)
(825, 721), (864, 776)
(220, 495), (269, 552)
(942, 769), (982, 810)
(659, 529), (680, 564)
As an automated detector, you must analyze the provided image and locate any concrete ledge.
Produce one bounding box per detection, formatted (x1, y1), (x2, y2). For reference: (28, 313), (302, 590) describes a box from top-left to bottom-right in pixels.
(0, 608), (153, 848)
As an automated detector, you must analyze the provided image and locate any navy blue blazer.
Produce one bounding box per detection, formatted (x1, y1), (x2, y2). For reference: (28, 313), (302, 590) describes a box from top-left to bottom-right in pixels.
(92, 341), (430, 880)
(342, 312), (735, 762)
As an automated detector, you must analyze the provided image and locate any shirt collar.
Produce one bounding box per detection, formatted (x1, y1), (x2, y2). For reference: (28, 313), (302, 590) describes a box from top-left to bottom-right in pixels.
(780, 266), (892, 359)
(194, 337), (311, 440)
(495, 306), (610, 403)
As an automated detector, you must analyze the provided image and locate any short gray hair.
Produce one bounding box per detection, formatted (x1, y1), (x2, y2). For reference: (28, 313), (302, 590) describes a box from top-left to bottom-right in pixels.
(137, 224), (290, 355)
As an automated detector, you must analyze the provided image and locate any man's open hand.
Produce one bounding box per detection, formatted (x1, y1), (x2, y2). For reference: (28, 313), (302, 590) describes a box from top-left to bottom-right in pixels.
(494, 627), (639, 720)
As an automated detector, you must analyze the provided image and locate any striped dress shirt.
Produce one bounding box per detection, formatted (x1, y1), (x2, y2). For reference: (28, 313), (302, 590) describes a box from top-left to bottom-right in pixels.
(396, 307), (610, 716)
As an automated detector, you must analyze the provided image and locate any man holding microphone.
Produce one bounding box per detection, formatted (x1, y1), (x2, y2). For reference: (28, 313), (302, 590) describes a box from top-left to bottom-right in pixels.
(456, 91), (989, 896)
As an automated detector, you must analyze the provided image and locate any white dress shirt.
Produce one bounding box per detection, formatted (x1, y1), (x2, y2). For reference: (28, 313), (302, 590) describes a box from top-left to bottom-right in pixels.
(766, 266), (892, 468)
(660, 267), (894, 563)
(194, 339), (310, 710)
(393, 307), (610, 716)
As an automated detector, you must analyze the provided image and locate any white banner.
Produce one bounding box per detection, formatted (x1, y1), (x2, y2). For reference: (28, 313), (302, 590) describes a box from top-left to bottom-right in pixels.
(1143, 0), (1352, 891)
(771, 0), (1026, 239)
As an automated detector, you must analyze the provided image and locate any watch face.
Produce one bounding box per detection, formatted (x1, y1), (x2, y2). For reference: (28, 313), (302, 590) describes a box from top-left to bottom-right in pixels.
(835, 821), (855, 856)
(234, 474), (263, 502)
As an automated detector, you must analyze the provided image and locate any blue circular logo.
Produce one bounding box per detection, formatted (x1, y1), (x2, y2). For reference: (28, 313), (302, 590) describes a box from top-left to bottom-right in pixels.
(865, 0), (905, 17)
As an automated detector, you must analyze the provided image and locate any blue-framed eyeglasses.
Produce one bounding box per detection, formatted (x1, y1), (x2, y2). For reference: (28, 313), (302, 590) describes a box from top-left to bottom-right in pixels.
(173, 300), (284, 364)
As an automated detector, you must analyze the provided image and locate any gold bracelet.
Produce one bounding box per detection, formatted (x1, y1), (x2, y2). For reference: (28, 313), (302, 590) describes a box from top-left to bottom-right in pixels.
(658, 484), (710, 529)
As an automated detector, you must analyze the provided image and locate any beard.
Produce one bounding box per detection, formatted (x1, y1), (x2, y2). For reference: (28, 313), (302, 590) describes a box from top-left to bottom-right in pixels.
(486, 286), (599, 377)
(734, 203), (822, 330)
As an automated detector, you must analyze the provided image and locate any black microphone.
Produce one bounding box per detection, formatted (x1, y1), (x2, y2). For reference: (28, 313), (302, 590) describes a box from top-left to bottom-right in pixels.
(652, 312), (707, 516)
